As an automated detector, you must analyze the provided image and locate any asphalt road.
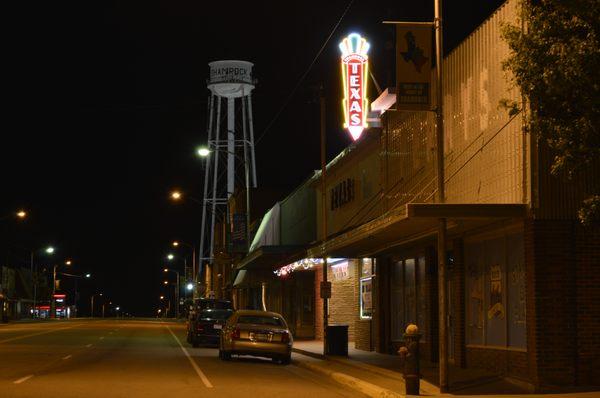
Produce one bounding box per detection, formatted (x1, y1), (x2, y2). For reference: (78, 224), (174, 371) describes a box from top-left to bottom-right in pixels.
(0, 319), (361, 398)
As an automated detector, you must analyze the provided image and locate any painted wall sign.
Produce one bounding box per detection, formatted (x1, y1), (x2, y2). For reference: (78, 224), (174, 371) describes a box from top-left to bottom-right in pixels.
(331, 178), (355, 211)
(339, 33), (370, 141)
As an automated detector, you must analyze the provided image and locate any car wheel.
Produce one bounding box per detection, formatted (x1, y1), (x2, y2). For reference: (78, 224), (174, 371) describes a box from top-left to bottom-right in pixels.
(191, 337), (199, 348)
(281, 354), (291, 365)
(220, 350), (231, 361)
(186, 331), (192, 344)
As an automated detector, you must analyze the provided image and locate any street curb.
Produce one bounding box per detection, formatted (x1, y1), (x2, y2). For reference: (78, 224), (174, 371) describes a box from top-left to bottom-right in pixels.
(293, 358), (405, 398)
(292, 347), (439, 396)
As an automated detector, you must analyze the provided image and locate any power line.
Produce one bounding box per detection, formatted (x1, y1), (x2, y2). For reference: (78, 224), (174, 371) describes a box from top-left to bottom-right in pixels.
(255, 0), (356, 145)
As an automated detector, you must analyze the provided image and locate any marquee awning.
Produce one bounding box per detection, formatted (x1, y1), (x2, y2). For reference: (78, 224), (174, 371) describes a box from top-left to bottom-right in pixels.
(306, 203), (528, 258)
(236, 245), (307, 271)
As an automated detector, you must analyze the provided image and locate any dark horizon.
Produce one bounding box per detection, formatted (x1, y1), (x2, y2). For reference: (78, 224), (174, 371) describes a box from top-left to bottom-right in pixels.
(2, 0), (505, 316)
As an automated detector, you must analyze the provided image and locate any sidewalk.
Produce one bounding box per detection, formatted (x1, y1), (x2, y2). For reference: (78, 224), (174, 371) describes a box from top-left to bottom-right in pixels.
(292, 340), (541, 397)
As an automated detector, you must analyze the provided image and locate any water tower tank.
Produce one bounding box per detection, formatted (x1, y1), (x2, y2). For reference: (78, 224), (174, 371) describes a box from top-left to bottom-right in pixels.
(208, 60), (254, 98)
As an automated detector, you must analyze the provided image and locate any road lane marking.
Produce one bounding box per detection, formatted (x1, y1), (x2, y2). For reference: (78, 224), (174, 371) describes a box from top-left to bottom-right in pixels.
(99, 336), (105, 340)
(166, 325), (213, 388)
(62, 355), (72, 360)
(0, 325), (79, 344)
(14, 375), (34, 384)
(86, 344), (93, 348)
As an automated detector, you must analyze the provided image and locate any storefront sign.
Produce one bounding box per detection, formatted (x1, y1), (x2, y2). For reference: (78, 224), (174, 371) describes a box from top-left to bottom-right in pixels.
(339, 33), (370, 141)
(331, 261), (349, 281)
(395, 25), (432, 110)
(331, 178), (355, 211)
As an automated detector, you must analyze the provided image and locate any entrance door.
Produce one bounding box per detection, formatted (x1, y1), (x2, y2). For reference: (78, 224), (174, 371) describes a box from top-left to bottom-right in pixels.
(447, 265), (455, 363)
(294, 271), (315, 339)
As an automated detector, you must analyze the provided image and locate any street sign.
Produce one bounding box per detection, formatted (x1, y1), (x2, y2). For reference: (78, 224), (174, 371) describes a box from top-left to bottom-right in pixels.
(320, 281), (332, 299)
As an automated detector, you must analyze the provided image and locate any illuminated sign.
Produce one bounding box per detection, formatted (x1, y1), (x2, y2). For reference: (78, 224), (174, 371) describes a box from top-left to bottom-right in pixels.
(339, 33), (370, 141)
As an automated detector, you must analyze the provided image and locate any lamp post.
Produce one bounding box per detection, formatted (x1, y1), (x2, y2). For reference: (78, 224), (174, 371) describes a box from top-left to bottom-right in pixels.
(172, 241), (196, 299)
(28, 245), (54, 318)
(163, 267), (180, 318)
(90, 293), (102, 318)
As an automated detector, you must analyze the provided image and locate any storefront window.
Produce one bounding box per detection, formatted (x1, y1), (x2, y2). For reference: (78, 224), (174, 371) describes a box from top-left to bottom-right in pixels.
(465, 233), (526, 349)
(360, 258), (374, 319)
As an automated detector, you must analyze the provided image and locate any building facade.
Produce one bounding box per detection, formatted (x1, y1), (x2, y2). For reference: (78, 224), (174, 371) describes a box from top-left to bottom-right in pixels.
(234, 0), (599, 389)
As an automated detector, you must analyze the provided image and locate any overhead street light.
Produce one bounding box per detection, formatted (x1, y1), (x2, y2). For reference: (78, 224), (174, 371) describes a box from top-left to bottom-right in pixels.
(45, 246), (55, 254)
(16, 210), (27, 219)
(170, 190), (182, 200)
(167, 254), (174, 260)
(196, 146), (210, 157)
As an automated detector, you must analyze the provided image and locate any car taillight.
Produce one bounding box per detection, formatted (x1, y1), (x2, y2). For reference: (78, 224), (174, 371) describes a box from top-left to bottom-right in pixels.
(281, 331), (290, 343)
(231, 327), (240, 340)
(196, 324), (204, 332)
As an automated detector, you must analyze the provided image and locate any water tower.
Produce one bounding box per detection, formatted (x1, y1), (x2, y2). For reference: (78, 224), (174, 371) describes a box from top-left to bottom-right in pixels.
(199, 60), (258, 282)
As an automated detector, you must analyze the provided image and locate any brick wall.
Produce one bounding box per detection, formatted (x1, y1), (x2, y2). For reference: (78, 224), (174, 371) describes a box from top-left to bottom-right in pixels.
(575, 224), (600, 385)
(315, 267), (323, 340)
(329, 260), (358, 341)
(525, 219), (577, 386)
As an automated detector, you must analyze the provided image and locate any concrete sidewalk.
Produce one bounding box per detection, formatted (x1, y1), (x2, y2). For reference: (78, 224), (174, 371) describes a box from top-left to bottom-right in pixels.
(291, 340), (552, 397)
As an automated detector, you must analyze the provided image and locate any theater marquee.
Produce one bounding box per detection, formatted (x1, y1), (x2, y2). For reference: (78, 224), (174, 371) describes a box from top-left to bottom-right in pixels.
(339, 33), (370, 141)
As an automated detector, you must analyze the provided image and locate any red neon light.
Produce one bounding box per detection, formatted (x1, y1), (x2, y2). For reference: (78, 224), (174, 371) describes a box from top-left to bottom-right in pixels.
(346, 60), (364, 131)
(53, 294), (66, 298)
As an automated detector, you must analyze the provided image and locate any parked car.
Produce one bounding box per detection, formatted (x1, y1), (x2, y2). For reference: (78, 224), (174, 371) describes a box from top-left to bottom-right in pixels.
(187, 299), (234, 347)
(219, 310), (293, 364)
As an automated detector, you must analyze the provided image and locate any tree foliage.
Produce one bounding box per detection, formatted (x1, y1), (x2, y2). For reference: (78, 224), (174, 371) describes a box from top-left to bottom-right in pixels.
(502, 0), (600, 224)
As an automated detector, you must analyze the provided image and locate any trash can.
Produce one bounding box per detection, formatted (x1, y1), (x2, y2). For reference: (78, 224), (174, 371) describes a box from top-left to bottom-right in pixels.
(326, 324), (349, 356)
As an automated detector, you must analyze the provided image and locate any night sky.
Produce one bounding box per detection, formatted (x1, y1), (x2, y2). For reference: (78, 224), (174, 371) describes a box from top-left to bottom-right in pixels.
(2, 0), (505, 316)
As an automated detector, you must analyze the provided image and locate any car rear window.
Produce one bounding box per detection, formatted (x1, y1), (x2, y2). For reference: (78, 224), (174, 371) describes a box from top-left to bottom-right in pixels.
(237, 315), (284, 327)
(197, 300), (233, 310)
(198, 309), (233, 321)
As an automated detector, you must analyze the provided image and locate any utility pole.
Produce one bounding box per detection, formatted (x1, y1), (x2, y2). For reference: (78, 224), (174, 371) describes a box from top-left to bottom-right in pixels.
(434, 0), (449, 392)
(51, 264), (57, 318)
(30, 252), (36, 318)
(320, 87), (329, 355)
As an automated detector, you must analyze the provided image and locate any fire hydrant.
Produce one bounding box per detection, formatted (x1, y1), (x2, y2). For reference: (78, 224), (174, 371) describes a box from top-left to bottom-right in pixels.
(398, 324), (422, 395)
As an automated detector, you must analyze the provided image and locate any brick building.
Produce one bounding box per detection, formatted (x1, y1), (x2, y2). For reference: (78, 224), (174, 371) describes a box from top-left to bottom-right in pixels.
(234, 0), (599, 390)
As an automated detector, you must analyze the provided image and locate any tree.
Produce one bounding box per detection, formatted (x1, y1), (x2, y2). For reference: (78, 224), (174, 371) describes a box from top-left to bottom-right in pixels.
(502, 0), (600, 225)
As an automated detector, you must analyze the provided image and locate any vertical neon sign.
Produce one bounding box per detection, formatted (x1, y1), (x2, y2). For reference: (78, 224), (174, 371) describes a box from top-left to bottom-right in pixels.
(340, 33), (370, 141)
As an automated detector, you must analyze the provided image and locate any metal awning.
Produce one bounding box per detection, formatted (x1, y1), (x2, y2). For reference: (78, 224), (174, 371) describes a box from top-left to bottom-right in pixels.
(236, 245), (307, 271)
(306, 203), (528, 258)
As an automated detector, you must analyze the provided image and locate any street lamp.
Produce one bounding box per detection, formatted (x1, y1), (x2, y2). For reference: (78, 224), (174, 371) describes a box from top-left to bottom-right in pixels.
(163, 268), (180, 319)
(46, 246), (55, 254)
(16, 210), (27, 219)
(90, 293), (102, 318)
(167, 254), (174, 261)
(196, 146), (210, 157)
(170, 190), (182, 200)
(171, 240), (197, 298)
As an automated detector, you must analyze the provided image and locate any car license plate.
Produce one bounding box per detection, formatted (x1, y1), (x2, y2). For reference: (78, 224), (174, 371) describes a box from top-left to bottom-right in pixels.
(213, 324), (222, 330)
(253, 333), (271, 342)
